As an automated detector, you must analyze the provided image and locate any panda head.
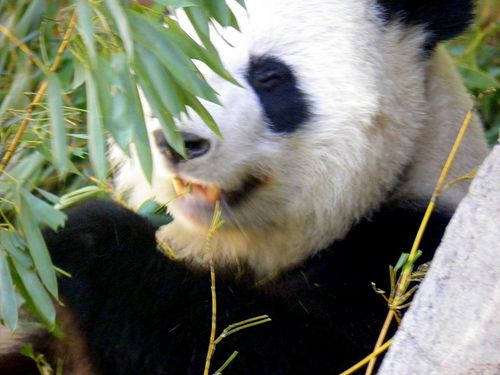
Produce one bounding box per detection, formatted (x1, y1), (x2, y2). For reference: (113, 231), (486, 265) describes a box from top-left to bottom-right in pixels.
(113, 0), (479, 275)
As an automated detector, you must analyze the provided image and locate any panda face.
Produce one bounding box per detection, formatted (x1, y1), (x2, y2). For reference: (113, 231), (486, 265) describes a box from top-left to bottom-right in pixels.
(112, 0), (476, 273)
(142, 1), (392, 229)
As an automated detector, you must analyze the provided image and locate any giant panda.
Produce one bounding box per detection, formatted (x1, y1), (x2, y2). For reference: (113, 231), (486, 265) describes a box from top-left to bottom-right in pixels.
(0, 1), (489, 374)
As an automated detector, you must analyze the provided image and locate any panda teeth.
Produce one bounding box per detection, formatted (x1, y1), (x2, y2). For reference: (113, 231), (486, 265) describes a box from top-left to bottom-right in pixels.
(172, 176), (222, 203)
(172, 176), (187, 196)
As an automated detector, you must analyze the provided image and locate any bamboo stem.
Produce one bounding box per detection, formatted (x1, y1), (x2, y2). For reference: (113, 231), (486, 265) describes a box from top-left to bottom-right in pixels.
(203, 202), (224, 375)
(340, 340), (393, 375)
(0, 24), (47, 72)
(364, 107), (475, 375)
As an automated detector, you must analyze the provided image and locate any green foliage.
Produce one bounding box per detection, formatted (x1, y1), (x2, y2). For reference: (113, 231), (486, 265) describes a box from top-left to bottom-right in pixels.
(0, 0), (242, 330)
(446, 0), (500, 145)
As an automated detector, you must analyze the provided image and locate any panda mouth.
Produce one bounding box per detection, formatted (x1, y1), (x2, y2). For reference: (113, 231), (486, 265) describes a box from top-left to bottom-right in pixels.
(172, 175), (265, 206)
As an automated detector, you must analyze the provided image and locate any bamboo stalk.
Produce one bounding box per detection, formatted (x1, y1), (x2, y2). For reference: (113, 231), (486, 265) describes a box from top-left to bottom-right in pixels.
(340, 340), (393, 375)
(363, 107), (476, 375)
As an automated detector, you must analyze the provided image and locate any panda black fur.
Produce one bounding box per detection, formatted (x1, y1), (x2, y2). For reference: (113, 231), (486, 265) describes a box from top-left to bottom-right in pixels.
(0, 1), (489, 374)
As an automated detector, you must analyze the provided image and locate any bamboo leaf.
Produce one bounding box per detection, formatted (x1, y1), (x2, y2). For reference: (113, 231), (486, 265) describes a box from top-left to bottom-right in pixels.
(35, 188), (60, 205)
(13, 0), (44, 38)
(184, 5), (211, 47)
(47, 73), (69, 178)
(11, 259), (55, 328)
(128, 10), (219, 103)
(135, 46), (185, 116)
(394, 253), (409, 272)
(100, 56), (132, 154)
(104, 0), (134, 59)
(21, 189), (66, 231)
(111, 52), (153, 182)
(76, 0), (97, 65)
(56, 185), (104, 209)
(203, 0), (231, 27)
(0, 248), (18, 331)
(0, 67), (31, 124)
(134, 52), (186, 157)
(155, 0), (200, 7)
(163, 18), (237, 84)
(18, 193), (58, 299)
(186, 95), (222, 137)
(85, 68), (108, 181)
(71, 59), (86, 90)
(0, 231), (32, 269)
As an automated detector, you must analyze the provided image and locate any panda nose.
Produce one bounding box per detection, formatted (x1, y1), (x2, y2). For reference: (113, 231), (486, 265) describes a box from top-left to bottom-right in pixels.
(153, 130), (211, 163)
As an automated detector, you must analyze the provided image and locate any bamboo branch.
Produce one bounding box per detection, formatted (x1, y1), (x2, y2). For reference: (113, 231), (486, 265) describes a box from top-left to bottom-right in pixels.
(203, 202), (224, 375)
(0, 24), (48, 72)
(363, 106), (476, 375)
(0, 10), (77, 177)
(340, 340), (393, 375)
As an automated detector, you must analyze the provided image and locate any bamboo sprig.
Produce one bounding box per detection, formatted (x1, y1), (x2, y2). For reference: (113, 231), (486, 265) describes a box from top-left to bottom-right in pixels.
(0, 10), (78, 177)
(214, 315), (271, 345)
(203, 201), (225, 375)
(339, 339), (393, 375)
(363, 105), (476, 375)
(201, 205), (270, 375)
(0, 24), (48, 73)
(213, 351), (239, 375)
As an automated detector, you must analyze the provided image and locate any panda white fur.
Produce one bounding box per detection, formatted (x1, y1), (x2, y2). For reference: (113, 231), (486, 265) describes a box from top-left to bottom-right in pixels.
(0, 1), (489, 374)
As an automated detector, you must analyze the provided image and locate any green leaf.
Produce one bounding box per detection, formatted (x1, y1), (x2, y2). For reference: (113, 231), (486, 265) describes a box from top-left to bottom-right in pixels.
(155, 0), (200, 7)
(394, 253), (409, 272)
(134, 52), (186, 157)
(11, 259), (55, 328)
(0, 231), (32, 269)
(137, 200), (163, 216)
(458, 66), (499, 90)
(184, 5), (211, 47)
(110, 52), (153, 182)
(13, 0), (44, 38)
(76, 0), (97, 66)
(71, 59), (86, 90)
(185, 95), (222, 137)
(47, 73), (69, 178)
(18, 191), (58, 299)
(163, 18), (238, 84)
(35, 188), (60, 205)
(204, 0), (231, 27)
(84, 68), (108, 181)
(0, 248), (18, 330)
(135, 46), (185, 116)
(56, 185), (104, 210)
(21, 189), (66, 231)
(104, 0), (134, 59)
(128, 10), (219, 103)
(99, 56), (133, 154)
(9, 152), (45, 191)
(0, 67), (31, 124)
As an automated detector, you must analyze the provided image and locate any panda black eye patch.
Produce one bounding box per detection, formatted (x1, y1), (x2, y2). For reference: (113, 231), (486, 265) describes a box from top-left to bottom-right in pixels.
(247, 56), (310, 133)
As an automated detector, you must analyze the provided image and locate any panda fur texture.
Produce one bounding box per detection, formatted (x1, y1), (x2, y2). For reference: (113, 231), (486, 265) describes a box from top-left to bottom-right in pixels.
(0, 1), (489, 374)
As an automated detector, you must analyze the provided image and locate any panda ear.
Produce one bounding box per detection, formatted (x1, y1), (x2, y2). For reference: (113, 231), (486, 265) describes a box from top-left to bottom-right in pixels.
(377, 0), (474, 51)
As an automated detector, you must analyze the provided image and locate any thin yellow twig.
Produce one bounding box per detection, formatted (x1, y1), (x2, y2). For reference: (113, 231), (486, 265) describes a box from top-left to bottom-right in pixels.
(203, 202), (224, 375)
(364, 107), (476, 375)
(0, 11), (78, 177)
(364, 310), (395, 375)
(339, 339), (393, 375)
(0, 24), (48, 73)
